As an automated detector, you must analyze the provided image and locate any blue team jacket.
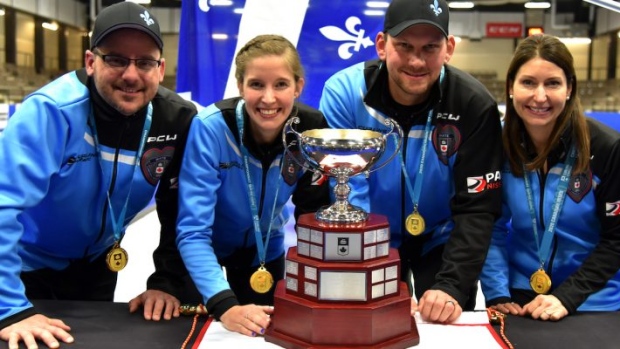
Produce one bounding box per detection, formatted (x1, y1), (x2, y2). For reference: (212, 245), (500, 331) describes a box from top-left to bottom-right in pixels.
(481, 119), (620, 313)
(176, 97), (330, 311)
(319, 60), (503, 306)
(0, 69), (196, 324)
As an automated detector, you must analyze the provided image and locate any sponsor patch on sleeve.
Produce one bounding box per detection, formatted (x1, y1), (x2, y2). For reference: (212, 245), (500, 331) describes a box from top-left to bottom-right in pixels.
(467, 171), (501, 193)
(606, 200), (620, 216)
(311, 171), (327, 186)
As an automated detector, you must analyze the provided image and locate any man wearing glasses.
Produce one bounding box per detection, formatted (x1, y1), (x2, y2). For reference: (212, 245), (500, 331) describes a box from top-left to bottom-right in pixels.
(0, 2), (197, 348)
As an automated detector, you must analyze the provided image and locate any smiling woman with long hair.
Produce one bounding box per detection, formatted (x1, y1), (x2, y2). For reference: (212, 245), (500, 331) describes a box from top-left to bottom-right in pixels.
(480, 34), (620, 321)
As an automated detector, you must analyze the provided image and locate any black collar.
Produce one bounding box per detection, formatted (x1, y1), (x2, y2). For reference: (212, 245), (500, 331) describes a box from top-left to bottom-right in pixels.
(87, 75), (148, 123)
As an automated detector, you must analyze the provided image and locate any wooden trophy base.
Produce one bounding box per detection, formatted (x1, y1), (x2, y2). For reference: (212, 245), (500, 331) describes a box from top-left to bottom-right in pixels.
(264, 281), (419, 349)
(264, 213), (419, 348)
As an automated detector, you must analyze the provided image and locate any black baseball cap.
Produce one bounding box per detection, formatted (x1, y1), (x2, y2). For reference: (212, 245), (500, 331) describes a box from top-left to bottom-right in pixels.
(384, 0), (450, 38)
(90, 2), (163, 50)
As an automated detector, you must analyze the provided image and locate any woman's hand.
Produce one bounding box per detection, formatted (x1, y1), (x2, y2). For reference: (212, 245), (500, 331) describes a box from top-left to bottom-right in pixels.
(219, 304), (274, 337)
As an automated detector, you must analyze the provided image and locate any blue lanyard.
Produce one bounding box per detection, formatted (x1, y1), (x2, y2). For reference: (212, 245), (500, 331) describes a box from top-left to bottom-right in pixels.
(523, 143), (576, 268)
(400, 67), (444, 220)
(235, 100), (283, 264)
(89, 103), (152, 242)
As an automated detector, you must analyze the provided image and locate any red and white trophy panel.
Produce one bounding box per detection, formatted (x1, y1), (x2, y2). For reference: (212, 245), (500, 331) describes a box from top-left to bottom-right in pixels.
(265, 214), (419, 349)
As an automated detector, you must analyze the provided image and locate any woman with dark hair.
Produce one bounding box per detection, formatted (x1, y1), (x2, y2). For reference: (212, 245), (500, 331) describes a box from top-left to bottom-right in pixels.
(480, 34), (620, 321)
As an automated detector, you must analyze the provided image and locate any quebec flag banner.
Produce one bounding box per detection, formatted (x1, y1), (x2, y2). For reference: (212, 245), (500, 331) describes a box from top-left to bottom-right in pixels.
(176, 0), (385, 109)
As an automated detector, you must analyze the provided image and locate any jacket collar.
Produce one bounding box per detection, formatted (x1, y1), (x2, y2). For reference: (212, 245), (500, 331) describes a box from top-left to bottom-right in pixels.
(85, 71), (148, 122)
(523, 123), (573, 166)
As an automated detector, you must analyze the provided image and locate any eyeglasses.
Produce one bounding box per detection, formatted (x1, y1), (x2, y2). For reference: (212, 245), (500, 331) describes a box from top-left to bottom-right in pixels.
(93, 52), (161, 72)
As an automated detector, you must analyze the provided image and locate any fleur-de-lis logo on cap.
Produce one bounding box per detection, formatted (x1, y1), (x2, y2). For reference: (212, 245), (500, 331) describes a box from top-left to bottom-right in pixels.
(140, 10), (155, 26)
(319, 17), (374, 60)
(430, 0), (443, 16)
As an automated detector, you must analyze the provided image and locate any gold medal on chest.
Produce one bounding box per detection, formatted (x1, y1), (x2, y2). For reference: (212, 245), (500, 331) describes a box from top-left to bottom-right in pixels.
(106, 242), (128, 272)
(529, 268), (552, 294)
(250, 265), (274, 294)
(405, 211), (425, 236)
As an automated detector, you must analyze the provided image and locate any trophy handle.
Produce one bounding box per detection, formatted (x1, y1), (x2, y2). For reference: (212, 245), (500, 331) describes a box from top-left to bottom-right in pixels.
(364, 118), (403, 175)
(282, 116), (314, 171)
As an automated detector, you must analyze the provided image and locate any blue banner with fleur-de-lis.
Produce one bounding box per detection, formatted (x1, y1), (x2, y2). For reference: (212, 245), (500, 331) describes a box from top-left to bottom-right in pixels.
(176, 0), (384, 109)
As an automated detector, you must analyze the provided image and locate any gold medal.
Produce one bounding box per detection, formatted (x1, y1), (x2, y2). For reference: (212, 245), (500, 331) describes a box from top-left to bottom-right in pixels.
(250, 266), (274, 294)
(106, 242), (128, 272)
(405, 211), (425, 236)
(530, 268), (552, 294)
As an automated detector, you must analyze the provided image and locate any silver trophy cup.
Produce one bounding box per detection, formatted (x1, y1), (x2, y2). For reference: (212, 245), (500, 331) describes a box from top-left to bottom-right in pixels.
(283, 117), (402, 224)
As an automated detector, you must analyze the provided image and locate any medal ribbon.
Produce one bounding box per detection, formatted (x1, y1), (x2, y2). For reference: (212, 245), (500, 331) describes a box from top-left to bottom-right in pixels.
(235, 100), (283, 266)
(523, 143), (576, 270)
(399, 67), (445, 231)
(89, 103), (152, 243)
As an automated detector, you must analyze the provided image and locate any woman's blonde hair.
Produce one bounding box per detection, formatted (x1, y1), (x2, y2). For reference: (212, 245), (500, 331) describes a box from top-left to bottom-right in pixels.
(234, 34), (304, 85)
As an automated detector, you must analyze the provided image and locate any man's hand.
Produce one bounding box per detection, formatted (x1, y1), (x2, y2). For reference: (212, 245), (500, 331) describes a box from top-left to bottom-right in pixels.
(128, 289), (181, 321)
(417, 289), (462, 323)
(0, 314), (73, 349)
(220, 304), (274, 337)
(521, 294), (569, 321)
(491, 302), (523, 316)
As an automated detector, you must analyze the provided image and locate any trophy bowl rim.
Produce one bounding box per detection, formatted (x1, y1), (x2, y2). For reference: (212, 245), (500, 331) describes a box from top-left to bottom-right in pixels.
(301, 128), (383, 141)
